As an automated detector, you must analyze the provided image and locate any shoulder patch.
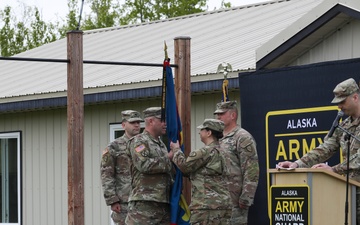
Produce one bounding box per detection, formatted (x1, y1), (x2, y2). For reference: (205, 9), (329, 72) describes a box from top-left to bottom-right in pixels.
(141, 149), (150, 157)
(189, 151), (197, 157)
(102, 147), (109, 156)
(101, 148), (110, 164)
(135, 144), (146, 152)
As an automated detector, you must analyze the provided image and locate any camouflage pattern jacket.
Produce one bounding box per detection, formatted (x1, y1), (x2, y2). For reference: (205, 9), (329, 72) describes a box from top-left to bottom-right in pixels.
(127, 130), (173, 203)
(100, 134), (131, 206)
(295, 116), (360, 181)
(172, 141), (231, 210)
(219, 125), (259, 207)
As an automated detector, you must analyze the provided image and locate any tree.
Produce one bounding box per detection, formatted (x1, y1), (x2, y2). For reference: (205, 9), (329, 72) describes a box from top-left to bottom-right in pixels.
(119, 0), (208, 25)
(82, 0), (119, 30)
(28, 7), (58, 49)
(155, 0), (207, 19)
(0, 5), (58, 56)
(59, 0), (80, 37)
(0, 6), (17, 56)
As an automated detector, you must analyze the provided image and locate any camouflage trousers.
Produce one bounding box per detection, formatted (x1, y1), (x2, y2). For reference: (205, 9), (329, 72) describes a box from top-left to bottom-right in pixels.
(125, 201), (170, 225)
(230, 207), (248, 225)
(111, 203), (128, 225)
(190, 209), (232, 225)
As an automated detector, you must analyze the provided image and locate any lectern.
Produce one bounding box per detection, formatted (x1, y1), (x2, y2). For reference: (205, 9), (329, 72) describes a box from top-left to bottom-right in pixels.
(268, 168), (360, 225)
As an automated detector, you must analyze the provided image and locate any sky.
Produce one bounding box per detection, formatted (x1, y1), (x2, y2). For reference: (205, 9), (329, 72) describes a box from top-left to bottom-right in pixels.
(0, 0), (268, 24)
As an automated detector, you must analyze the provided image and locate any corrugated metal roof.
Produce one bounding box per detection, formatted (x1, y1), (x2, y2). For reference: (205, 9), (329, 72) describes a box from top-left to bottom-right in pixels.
(0, 0), (323, 98)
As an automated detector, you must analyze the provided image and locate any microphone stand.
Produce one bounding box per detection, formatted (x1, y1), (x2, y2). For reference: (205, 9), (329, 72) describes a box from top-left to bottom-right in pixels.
(335, 125), (360, 225)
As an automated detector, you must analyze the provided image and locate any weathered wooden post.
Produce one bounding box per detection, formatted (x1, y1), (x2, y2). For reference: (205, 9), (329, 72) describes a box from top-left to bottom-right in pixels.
(174, 36), (191, 204)
(67, 30), (84, 225)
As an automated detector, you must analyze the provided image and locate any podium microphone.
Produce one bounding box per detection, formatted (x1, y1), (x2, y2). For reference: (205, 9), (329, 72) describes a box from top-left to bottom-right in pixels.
(328, 110), (344, 138)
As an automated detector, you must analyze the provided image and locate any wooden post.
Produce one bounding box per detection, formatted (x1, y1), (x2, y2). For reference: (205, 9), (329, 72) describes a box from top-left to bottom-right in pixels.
(67, 30), (84, 225)
(174, 36), (191, 204)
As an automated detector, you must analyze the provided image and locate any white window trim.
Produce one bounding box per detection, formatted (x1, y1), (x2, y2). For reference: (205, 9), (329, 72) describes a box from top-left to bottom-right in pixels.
(0, 131), (21, 225)
(109, 123), (122, 142)
(109, 123), (145, 142)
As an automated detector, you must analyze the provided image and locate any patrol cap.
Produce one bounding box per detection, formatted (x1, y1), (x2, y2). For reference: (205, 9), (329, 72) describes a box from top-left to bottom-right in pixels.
(121, 110), (143, 122)
(197, 119), (224, 132)
(143, 107), (162, 119)
(213, 101), (237, 114)
(331, 78), (359, 104)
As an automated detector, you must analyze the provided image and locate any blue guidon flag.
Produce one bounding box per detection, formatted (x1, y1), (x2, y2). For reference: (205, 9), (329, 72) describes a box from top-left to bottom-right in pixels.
(161, 43), (190, 225)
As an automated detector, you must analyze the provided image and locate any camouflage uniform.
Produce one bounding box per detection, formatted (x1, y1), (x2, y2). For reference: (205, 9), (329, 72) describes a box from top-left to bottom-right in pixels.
(214, 101), (260, 225)
(125, 107), (173, 225)
(295, 116), (360, 179)
(294, 78), (360, 223)
(100, 110), (143, 225)
(172, 119), (232, 225)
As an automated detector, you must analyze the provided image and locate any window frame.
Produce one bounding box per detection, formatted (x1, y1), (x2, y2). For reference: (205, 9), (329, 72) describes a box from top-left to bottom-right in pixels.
(109, 122), (145, 142)
(0, 131), (22, 225)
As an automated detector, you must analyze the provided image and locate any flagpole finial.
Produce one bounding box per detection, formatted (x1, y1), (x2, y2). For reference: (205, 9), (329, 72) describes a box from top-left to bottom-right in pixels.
(164, 41), (168, 60)
(217, 62), (232, 102)
(217, 62), (232, 79)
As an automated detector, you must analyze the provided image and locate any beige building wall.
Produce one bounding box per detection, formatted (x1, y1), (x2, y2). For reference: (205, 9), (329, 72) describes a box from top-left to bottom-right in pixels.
(290, 19), (360, 66)
(0, 90), (240, 225)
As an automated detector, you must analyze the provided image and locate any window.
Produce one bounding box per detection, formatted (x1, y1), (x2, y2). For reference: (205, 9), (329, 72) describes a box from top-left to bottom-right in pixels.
(0, 132), (21, 225)
(109, 123), (145, 142)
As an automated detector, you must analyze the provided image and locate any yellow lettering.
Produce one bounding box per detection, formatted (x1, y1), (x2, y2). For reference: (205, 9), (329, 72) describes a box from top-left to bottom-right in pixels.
(275, 201), (304, 213)
(275, 201), (283, 212)
(298, 201), (304, 213)
(289, 201), (297, 212)
(283, 201), (289, 212)
(302, 138), (316, 155)
(317, 137), (323, 145)
(276, 140), (287, 160)
(289, 139), (300, 160)
(275, 138), (324, 161)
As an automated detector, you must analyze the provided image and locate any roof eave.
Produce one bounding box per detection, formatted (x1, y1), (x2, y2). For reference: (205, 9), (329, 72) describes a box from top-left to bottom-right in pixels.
(0, 71), (247, 114)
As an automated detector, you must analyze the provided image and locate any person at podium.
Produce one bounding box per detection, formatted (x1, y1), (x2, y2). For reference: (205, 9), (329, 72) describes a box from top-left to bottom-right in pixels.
(277, 78), (360, 224)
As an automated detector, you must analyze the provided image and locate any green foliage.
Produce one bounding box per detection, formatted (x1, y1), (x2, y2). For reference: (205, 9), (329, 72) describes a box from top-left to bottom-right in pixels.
(59, 0), (80, 37)
(120, 0), (156, 24)
(0, 7), (16, 56)
(29, 8), (58, 49)
(82, 0), (119, 30)
(0, 6), (58, 56)
(157, 0), (207, 18)
(119, 0), (207, 24)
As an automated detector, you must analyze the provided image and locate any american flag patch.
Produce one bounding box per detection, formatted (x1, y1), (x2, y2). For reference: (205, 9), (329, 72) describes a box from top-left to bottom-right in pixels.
(135, 144), (145, 152)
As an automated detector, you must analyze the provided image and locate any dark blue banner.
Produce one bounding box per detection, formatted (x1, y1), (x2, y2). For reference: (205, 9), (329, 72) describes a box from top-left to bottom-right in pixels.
(238, 58), (360, 225)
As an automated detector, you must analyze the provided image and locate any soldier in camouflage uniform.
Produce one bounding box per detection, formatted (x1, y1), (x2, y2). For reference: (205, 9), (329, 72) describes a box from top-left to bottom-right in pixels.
(214, 101), (259, 225)
(125, 107), (174, 225)
(100, 110), (143, 225)
(278, 78), (360, 224)
(170, 119), (232, 225)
